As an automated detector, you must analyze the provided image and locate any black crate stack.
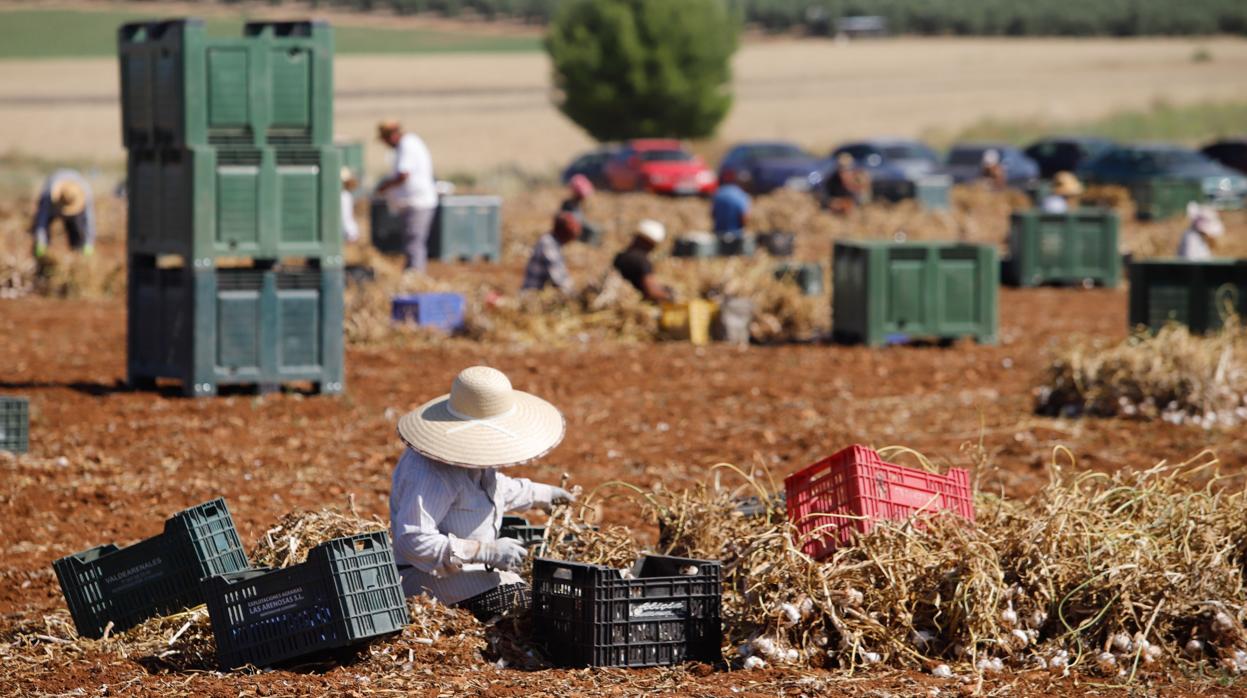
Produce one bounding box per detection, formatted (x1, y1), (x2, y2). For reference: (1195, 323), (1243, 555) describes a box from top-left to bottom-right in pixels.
(118, 18), (344, 397)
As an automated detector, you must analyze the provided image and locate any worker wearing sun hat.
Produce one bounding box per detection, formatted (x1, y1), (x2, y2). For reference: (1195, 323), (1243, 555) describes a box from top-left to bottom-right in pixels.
(560, 174), (601, 245)
(1177, 201), (1226, 261)
(374, 118), (437, 271)
(1040, 171), (1085, 214)
(30, 169), (95, 257)
(389, 366), (575, 620)
(612, 219), (672, 302)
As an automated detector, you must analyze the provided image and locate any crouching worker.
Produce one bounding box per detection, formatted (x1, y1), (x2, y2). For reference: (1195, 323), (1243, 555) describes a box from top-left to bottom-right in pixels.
(31, 169), (95, 257)
(389, 366), (575, 621)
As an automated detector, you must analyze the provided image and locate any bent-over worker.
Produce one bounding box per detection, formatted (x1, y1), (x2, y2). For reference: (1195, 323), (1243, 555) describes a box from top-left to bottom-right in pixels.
(1040, 171), (1083, 214)
(375, 119), (437, 271)
(389, 366), (575, 620)
(824, 153), (870, 215)
(31, 169), (95, 257)
(612, 219), (672, 302)
(711, 181), (751, 244)
(1176, 201), (1225, 261)
(560, 174), (600, 244)
(522, 212), (580, 294)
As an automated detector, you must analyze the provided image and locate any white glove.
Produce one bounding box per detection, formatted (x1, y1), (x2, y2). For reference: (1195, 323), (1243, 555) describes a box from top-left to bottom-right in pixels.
(535, 486), (577, 513)
(472, 538), (528, 572)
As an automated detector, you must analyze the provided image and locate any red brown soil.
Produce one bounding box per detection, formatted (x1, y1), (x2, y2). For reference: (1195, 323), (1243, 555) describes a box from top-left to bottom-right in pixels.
(3, 284), (1246, 695)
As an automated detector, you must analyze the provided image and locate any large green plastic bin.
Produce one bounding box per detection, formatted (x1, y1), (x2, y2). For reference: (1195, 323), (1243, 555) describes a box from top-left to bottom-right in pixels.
(431, 195), (502, 262)
(1128, 259), (1247, 334)
(1132, 178), (1204, 221)
(118, 19), (333, 149)
(1006, 209), (1121, 287)
(127, 258), (344, 397)
(127, 145), (342, 262)
(832, 241), (998, 346)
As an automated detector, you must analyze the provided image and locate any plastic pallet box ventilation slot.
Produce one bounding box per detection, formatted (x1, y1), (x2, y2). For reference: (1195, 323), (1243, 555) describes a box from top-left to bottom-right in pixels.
(1128, 258), (1247, 334)
(118, 19), (333, 150)
(429, 196), (503, 262)
(53, 499), (249, 638)
(391, 293), (466, 333)
(784, 445), (974, 560)
(127, 259), (344, 397)
(127, 145), (342, 261)
(0, 396), (29, 453)
(1006, 209), (1121, 288)
(532, 555), (722, 668)
(202, 532), (406, 670)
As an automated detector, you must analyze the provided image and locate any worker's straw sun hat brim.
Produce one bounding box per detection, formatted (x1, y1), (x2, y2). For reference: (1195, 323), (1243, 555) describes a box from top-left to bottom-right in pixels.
(397, 389), (566, 469)
(52, 181), (86, 216)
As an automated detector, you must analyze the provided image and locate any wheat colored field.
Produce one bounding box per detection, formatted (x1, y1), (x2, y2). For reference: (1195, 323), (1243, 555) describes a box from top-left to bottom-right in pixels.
(1, 36), (1246, 176)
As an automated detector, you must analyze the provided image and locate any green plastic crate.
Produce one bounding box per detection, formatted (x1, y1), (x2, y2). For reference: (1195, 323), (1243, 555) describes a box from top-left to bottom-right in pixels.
(127, 258), (345, 397)
(832, 241), (998, 346)
(53, 499), (249, 639)
(1132, 178), (1204, 221)
(1128, 259), (1247, 334)
(118, 19), (333, 149)
(0, 396), (29, 454)
(1006, 209), (1121, 288)
(127, 145), (342, 262)
(431, 195), (502, 262)
(202, 532), (406, 669)
(774, 262), (824, 296)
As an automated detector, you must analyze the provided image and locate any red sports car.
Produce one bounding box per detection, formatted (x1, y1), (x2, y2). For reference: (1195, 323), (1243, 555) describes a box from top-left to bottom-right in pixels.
(603, 139), (718, 196)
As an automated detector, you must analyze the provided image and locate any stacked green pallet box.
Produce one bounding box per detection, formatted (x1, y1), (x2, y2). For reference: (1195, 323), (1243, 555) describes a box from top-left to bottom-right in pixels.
(120, 18), (343, 397)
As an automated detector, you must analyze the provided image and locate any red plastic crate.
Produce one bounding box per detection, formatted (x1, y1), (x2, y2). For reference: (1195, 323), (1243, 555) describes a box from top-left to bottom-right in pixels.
(784, 445), (974, 560)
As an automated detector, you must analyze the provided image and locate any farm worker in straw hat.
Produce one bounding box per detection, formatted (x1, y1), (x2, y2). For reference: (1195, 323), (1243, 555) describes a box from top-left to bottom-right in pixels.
(560, 174), (601, 245)
(374, 118), (438, 271)
(339, 166), (361, 243)
(1040, 171), (1084, 214)
(613, 219), (673, 302)
(522, 211), (580, 294)
(389, 366), (575, 620)
(1176, 201), (1225, 261)
(30, 169), (95, 257)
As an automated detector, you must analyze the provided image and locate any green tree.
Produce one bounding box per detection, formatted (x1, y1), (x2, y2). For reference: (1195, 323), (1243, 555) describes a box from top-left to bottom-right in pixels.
(545, 0), (738, 141)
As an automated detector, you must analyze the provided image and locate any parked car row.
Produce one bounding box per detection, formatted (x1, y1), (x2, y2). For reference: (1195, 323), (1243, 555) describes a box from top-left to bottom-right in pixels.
(560, 135), (1247, 209)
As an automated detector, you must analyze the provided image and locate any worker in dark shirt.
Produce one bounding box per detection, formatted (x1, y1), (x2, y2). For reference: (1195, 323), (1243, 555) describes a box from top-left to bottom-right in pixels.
(612, 219), (672, 302)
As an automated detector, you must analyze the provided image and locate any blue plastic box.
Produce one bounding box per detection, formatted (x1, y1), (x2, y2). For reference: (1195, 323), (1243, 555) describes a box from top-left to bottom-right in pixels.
(391, 293), (466, 333)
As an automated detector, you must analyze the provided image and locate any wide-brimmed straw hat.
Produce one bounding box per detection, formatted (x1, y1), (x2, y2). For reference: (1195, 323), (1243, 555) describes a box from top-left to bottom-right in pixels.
(397, 366), (565, 468)
(51, 179), (86, 216)
(1051, 171), (1084, 197)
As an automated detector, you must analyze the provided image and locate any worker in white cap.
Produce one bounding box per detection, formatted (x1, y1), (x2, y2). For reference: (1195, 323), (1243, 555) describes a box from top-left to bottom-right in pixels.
(1176, 201), (1225, 261)
(612, 219), (672, 302)
(30, 169), (95, 257)
(389, 366), (575, 621)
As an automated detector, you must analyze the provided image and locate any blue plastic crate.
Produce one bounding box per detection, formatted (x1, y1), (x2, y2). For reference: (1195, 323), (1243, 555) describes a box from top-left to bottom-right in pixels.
(391, 293), (466, 333)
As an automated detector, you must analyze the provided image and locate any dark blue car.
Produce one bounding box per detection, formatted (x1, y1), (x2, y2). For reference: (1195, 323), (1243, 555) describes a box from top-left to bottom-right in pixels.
(1023, 136), (1117, 180)
(1078, 142), (1247, 209)
(717, 141), (826, 194)
(830, 138), (945, 200)
(560, 147), (619, 189)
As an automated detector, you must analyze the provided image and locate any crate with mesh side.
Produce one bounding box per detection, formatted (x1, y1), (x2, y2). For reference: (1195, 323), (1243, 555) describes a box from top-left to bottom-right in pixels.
(1128, 258), (1247, 335)
(127, 257), (344, 397)
(0, 396), (28, 453)
(53, 498), (249, 639)
(784, 444), (974, 560)
(532, 555), (722, 668)
(202, 532), (406, 670)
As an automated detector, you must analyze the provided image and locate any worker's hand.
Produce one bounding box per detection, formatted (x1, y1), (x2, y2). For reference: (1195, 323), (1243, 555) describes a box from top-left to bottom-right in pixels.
(473, 538), (528, 572)
(535, 486), (576, 513)
(81, 244), (94, 257)
(34, 241), (47, 258)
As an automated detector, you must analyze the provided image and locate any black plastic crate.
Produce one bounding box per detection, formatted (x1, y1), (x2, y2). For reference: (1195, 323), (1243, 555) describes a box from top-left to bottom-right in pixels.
(53, 498), (249, 638)
(532, 555), (722, 668)
(0, 396), (29, 453)
(202, 531), (406, 669)
(500, 515), (548, 549)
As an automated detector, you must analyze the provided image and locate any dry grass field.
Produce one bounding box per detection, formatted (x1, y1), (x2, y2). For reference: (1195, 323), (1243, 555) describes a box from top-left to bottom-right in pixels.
(1, 36), (1246, 179)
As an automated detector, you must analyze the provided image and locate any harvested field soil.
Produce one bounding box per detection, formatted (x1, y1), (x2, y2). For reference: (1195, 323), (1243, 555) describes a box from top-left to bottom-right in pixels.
(2, 185), (1247, 695)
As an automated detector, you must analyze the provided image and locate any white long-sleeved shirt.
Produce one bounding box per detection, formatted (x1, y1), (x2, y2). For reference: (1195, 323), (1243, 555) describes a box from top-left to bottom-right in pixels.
(389, 448), (556, 604)
(340, 190), (360, 242)
(386, 133), (437, 212)
(1176, 227), (1214, 261)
